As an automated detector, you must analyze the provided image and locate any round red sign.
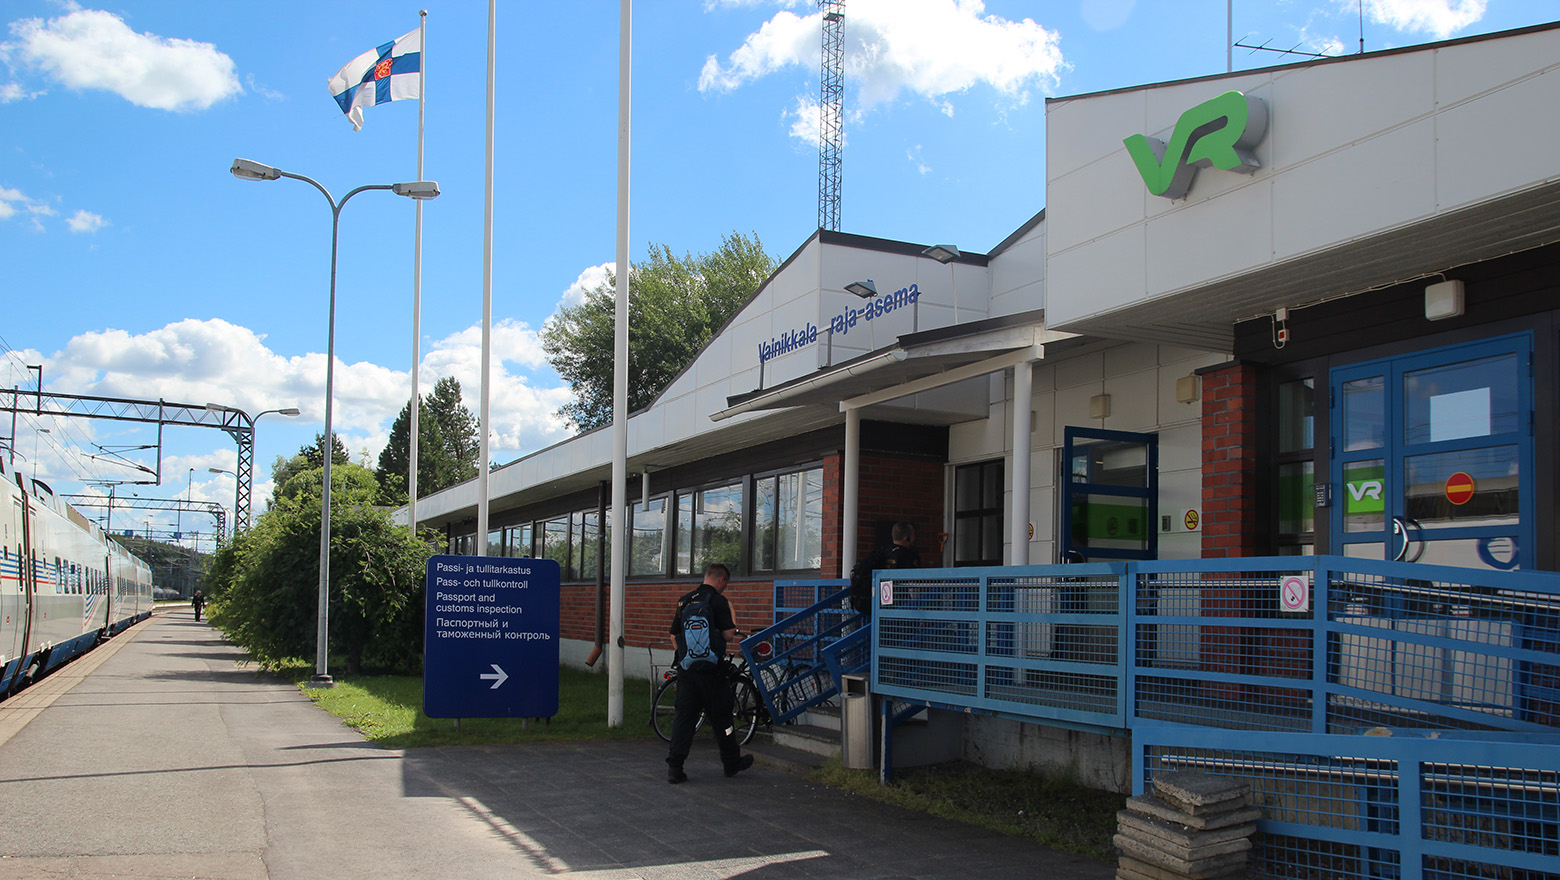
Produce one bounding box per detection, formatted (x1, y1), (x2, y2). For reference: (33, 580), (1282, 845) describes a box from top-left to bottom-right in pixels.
(1445, 471), (1476, 506)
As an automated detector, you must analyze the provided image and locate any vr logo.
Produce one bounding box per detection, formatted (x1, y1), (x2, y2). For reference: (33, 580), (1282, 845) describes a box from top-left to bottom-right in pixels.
(1348, 480), (1383, 502)
(1124, 90), (1269, 200)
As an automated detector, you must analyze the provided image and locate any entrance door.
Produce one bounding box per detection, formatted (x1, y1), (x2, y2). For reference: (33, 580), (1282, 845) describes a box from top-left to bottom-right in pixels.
(1061, 427), (1158, 562)
(1330, 334), (1533, 570)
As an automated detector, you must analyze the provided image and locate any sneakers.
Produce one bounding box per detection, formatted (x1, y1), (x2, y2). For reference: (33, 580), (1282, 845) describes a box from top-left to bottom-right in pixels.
(723, 754), (755, 778)
(667, 766), (688, 784)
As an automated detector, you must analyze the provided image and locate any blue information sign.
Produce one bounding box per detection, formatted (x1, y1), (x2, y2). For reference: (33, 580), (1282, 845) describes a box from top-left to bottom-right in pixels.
(423, 555), (560, 719)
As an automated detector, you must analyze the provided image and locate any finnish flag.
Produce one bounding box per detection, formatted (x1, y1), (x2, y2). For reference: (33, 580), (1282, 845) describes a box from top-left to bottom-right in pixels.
(328, 28), (420, 131)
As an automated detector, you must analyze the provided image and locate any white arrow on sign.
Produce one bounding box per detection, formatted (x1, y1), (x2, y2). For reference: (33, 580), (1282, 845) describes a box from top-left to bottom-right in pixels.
(479, 664), (509, 689)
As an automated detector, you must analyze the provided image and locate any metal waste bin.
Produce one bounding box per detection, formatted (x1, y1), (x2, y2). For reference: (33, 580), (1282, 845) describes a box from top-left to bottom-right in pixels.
(840, 674), (872, 769)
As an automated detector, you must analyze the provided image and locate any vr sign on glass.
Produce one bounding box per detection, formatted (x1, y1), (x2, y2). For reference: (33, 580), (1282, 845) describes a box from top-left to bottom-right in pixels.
(1124, 90), (1268, 199)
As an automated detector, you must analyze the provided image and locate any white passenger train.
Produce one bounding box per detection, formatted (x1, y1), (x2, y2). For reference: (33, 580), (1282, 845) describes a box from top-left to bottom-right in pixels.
(0, 457), (154, 697)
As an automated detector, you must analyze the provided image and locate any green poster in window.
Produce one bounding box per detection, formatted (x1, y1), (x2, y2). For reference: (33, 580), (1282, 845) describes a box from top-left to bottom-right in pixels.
(1344, 463), (1386, 516)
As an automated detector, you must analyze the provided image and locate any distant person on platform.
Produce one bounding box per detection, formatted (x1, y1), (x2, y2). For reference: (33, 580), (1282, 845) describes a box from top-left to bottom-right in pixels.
(664, 562), (754, 784)
(192, 589), (206, 622)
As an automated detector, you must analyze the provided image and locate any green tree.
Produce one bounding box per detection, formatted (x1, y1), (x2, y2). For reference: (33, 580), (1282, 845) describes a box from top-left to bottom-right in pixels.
(374, 377), (478, 505)
(271, 433), (352, 505)
(542, 231), (776, 431)
(207, 460), (433, 675)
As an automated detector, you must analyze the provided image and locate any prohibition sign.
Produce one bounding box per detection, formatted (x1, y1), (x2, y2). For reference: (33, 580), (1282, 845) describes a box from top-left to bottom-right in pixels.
(1280, 575), (1309, 613)
(1445, 472), (1475, 506)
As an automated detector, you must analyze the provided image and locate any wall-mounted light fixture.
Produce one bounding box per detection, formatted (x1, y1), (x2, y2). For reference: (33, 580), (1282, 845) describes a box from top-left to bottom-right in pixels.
(845, 279), (877, 299)
(1425, 279), (1465, 321)
(1176, 375), (1200, 404)
(1089, 394), (1112, 419)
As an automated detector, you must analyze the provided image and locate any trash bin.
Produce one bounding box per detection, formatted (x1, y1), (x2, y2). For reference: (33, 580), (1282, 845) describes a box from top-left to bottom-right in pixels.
(840, 674), (872, 769)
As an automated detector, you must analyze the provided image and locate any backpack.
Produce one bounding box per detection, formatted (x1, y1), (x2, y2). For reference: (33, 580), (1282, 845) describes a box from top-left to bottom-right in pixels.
(849, 548), (888, 614)
(678, 589), (720, 671)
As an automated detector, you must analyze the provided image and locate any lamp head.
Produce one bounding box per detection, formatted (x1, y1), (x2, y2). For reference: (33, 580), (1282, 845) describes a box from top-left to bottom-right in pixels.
(845, 279), (877, 299)
(922, 244), (961, 264)
(277, 407), (301, 417)
(230, 158), (281, 181)
(392, 180), (440, 200)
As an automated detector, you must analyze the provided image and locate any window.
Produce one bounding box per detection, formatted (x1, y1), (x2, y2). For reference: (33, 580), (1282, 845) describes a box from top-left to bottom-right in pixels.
(1275, 377), (1317, 555)
(953, 461), (1003, 566)
(631, 498), (667, 576)
(752, 467), (823, 572)
(675, 482), (742, 576)
(505, 523), (533, 558)
(541, 515), (571, 579)
(573, 510), (600, 582)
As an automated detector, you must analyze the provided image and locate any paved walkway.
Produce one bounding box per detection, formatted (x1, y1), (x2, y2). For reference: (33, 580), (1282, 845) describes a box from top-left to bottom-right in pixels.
(0, 611), (1113, 880)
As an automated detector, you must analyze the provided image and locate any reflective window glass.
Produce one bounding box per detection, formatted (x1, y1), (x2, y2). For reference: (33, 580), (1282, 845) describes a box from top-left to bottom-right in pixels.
(1342, 376), (1386, 451)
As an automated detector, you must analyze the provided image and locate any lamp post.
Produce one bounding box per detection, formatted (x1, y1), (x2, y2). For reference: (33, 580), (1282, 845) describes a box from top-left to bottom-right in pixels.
(207, 468), (234, 543)
(230, 158), (439, 688)
(31, 427), (50, 481)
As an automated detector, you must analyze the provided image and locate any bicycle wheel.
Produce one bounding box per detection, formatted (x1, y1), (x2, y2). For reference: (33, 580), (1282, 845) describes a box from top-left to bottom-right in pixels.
(652, 676), (680, 742)
(731, 676), (761, 745)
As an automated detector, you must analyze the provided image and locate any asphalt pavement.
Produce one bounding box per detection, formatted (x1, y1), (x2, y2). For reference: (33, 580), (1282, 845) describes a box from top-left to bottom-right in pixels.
(0, 610), (1114, 880)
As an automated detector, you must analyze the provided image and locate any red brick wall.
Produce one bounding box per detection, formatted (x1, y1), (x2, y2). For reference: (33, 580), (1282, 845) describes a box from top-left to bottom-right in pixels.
(1201, 362), (1262, 557)
(856, 452), (946, 571)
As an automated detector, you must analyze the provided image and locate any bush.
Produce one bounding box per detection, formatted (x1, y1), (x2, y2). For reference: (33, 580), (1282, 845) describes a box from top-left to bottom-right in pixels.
(207, 462), (434, 674)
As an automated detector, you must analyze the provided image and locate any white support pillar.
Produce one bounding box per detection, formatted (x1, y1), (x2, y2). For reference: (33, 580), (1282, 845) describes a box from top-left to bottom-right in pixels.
(1009, 360), (1034, 565)
(842, 406), (861, 575)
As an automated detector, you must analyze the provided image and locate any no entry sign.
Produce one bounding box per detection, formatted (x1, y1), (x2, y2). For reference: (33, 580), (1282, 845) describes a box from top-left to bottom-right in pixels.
(1445, 472), (1476, 506)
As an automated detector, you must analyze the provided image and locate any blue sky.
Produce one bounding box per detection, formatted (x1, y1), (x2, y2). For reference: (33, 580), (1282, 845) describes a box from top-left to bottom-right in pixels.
(0, 0), (1547, 546)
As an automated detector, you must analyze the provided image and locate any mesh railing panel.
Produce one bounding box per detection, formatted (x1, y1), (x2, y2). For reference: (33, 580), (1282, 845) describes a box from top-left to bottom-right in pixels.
(1135, 675), (1313, 731)
(1250, 832), (1401, 880)
(877, 655), (978, 698)
(1422, 856), (1560, 879)
(1421, 763), (1560, 859)
(878, 617), (978, 655)
(985, 666), (1116, 714)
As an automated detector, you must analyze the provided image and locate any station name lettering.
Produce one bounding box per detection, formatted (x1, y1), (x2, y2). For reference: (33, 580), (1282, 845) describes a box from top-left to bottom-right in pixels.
(756, 283), (922, 363)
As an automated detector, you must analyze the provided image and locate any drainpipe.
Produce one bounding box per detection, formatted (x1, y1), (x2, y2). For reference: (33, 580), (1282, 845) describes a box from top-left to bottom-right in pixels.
(1010, 360), (1035, 565)
(842, 407), (861, 575)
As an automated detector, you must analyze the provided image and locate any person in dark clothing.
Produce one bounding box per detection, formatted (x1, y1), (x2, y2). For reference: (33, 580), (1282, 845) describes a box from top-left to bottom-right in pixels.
(665, 563), (754, 784)
(191, 589), (206, 622)
(885, 521), (922, 570)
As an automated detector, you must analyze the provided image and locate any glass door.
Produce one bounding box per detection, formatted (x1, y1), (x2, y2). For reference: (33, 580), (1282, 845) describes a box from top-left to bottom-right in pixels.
(1061, 427), (1158, 562)
(1330, 334), (1533, 570)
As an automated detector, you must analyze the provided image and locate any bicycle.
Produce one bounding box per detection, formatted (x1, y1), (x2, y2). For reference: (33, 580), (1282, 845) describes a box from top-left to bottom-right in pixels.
(651, 636), (770, 745)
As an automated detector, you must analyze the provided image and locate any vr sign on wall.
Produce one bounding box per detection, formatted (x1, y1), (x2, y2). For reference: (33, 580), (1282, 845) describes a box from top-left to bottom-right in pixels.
(1124, 90), (1268, 200)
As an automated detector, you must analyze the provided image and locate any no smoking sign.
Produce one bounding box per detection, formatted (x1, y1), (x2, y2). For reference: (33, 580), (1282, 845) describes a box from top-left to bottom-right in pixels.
(1280, 575), (1310, 613)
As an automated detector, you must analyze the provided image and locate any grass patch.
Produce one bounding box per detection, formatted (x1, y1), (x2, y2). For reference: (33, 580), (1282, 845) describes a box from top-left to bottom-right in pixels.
(810, 758), (1125, 861)
(275, 662), (658, 748)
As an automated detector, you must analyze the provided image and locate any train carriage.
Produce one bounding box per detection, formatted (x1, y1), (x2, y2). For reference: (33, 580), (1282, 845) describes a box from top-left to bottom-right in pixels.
(0, 457), (153, 696)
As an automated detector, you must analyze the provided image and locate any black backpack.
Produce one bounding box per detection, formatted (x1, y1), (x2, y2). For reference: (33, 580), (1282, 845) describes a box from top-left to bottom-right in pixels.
(678, 589), (720, 671)
(849, 548), (888, 614)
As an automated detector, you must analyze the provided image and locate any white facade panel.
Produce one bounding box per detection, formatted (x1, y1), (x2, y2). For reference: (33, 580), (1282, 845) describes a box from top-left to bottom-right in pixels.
(1436, 70), (1560, 211)
(1272, 119), (1438, 259)
(1045, 146), (1151, 257)
(1266, 54), (1434, 171)
(1101, 368), (1160, 433)
(1433, 29), (1560, 108)
(1145, 175), (1275, 297)
(1046, 224), (1146, 321)
(1045, 87), (1149, 184)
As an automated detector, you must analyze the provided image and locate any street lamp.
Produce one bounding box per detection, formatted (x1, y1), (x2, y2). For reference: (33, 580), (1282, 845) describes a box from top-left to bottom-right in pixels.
(230, 158), (439, 689)
(922, 244), (960, 327)
(31, 427), (50, 481)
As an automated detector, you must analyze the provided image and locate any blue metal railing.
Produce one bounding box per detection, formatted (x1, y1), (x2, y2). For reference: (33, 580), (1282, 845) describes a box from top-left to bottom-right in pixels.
(741, 579), (862, 725)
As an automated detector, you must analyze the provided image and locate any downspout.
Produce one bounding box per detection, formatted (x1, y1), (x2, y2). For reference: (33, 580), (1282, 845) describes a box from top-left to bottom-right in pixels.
(841, 407), (861, 575)
(1009, 359), (1035, 564)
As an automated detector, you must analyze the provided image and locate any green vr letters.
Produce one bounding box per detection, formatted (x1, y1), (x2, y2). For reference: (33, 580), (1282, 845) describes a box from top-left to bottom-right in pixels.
(1124, 90), (1268, 200)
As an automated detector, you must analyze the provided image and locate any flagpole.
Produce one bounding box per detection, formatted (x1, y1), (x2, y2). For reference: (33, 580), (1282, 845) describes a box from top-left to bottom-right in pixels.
(607, 0), (630, 728)
(476, 0), (495, 557)
(409, 9), (427, 534)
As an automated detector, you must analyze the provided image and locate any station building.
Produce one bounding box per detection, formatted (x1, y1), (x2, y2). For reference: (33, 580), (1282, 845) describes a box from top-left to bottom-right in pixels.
(409, 21), (1560, 781)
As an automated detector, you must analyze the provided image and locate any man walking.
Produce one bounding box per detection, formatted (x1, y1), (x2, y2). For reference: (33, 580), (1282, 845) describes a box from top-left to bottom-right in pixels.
(665, 562), (754, 784)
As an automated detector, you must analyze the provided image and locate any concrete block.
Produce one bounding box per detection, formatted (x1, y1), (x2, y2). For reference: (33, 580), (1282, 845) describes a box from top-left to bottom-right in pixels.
(1114, 835), (1249, 877)
(1126, 795), (1262, 830)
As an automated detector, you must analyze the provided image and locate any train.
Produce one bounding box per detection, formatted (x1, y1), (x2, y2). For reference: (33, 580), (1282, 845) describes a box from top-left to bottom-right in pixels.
(1, 456), (155, 698)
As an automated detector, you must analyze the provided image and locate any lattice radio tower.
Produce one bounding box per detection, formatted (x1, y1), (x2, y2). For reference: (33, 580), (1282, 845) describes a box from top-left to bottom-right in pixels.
(818, 0), (845, 231)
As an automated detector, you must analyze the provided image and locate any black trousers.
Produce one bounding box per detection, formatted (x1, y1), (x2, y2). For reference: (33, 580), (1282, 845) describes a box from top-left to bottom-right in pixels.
(665, 666), (741, 771)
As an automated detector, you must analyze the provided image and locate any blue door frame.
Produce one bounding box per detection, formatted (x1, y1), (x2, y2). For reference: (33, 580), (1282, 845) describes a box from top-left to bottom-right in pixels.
(1060, 427), (1158, 563)
(1330, 333), (1534, 570)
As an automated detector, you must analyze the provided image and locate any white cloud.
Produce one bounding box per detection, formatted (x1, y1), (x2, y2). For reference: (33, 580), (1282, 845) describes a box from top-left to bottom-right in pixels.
(0, 81), (43, 102)
(1359, 0), (1486, 38)
(0, 186), (22, 220)
(66, 209), (104, 233)
(907, 145), (930, 175)
(39, 315), (574, 470)
(3, 8), (241, 111)
(558, 262), (614, 311)
(700, 0), (1065, 143)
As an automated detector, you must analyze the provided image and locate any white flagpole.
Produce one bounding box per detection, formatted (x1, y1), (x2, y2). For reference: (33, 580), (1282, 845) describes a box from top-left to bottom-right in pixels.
(409, 9), (427, 533)
(607, 0), (630, 727)
(476, 0), (495, 556)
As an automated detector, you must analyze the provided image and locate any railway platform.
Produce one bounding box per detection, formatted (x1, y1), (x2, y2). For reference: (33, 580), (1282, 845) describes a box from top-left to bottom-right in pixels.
(0, 609), (1111, 880)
